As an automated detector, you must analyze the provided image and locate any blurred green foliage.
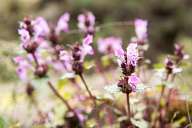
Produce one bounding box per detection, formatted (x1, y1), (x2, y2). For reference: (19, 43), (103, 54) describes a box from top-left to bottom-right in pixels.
(0, 0), (191, 61)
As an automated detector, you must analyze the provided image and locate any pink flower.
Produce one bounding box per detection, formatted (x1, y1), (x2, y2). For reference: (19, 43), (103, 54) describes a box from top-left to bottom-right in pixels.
(77, 11), (95, 33)
(174, 43), (189, 60)
(115, 43), (139, 67)
(81, 35), (94, 59)
(18, 29), (30, 43)
(127, 43), (139, 66)
(13, 56), (32, 81)
(128, 74), (140, 92)
(55, 12), (70, 35)
(134, 19), (148, 40)
(16, 67), (28, 81)
(114, 46), (124, 61)
(75, 109), (86, 124)
(13, 56), (25, 64)
(59, 50), (73, 71)
(33, 17), (50, 38)
(59, 35), (94, 73)
(97, 37), (122, 54)
(83, 34), (93, 45)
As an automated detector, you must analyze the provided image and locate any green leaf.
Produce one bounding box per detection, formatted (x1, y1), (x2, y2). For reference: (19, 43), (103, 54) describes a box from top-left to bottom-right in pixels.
(57, 79), (68, 89)
(172, 116), (187, 127)
(101, 55), (111, 67)
(0, 117), (5, 128)
(104, 84), (120, 94)
(84, 61), (95, 70)
(153, 63), (164, 69)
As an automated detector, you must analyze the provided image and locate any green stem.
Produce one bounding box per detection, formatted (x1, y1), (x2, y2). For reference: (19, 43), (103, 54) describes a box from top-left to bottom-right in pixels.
(126, 93), (131, 121)
(32, 52), (39, 67)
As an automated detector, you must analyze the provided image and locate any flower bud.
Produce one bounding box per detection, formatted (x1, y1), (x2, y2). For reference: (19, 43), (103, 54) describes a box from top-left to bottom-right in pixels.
(23, 42), (38, 53)
(49, 29), (58, 45)
(165, 57), (174, 75)
(72, 61), (83, 75)
(117, 77), (132, 93)
(121, 63), (135, 76)
(23, 17), (34, 36)
(26, 83), (34, 96)
(34, 64), (48, 77)
(174, 43), (185, 63)
(72, 44), (81, 61)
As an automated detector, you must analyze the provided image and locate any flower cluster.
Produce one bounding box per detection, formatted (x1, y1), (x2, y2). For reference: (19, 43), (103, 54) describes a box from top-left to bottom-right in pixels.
(59, 35), (94, 75)
(164, 43), (189, 80)
(174, 43), (189, 63)
(116, 43), (140, 93)
(78, 11), (95, 35)
(15, 13), (70, 80)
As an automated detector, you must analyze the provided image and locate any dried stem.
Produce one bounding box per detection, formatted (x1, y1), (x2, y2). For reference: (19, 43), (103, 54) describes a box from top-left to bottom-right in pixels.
(47, 81), (73, 112)
(79, 74), (96, 106)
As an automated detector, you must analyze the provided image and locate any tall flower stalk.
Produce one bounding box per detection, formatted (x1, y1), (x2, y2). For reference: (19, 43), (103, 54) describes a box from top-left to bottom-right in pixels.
(59, 34), (97, 106)
(79, 74), (97, 106)
(48, 81), (74, 112)
(126, 93), (131, 120)
(153, 43), (189, 127)
(16, 16), (76, 114)
(116, 43), (140, 121)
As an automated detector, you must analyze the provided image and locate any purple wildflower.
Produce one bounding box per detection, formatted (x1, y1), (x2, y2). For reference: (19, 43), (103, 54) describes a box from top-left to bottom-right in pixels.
(117, 74), (140, 93)
(127, 43), (139, 67)
(18, 29), (30, 43)
(33, 17), (50, 38)
(174, 43), (189, 62)
(97, 37), (123, 55)
(116, 42), (140, 93)
(55, 12), (70, 35)
(13, 56), (32, 81)
(60, 50), (73, 72)
(81, 34), (94, 59)
(115, 43), (139, 67)
(77, 11), (95, 34)
(134, 19), (148, 41)
(128, 74), (140, 92)
(59, 35), (94, 74)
